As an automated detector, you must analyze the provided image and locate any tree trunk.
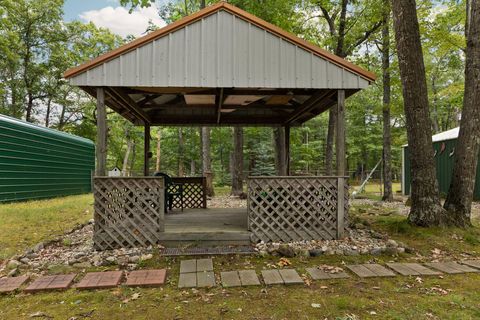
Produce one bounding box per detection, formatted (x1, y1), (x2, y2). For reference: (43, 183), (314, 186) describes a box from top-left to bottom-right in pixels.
(202, 127), (214, 197)
(190, 160), (196, 176)
(45, 98), (52, 127)
(156, 129), (161, 172)
(273, 127), (287, 175)
(443, 0), (480, 227)
(178, 128), (184, 177)
(382, 0), (393, 202)
(325, 108), (336, 175)
(231, 126), (244, 196)
(392, 0), (449, 226)
(122, 140), (133, 176)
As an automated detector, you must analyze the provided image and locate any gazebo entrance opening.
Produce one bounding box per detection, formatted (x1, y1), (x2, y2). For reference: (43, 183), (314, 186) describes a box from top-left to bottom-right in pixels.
(64, 2), (375, 249)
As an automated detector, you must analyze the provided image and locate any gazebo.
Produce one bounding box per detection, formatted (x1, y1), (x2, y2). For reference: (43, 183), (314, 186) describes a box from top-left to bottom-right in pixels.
(64, 2), (375, 249)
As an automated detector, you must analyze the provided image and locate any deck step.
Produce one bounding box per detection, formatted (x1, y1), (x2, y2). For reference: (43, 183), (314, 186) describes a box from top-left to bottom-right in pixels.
(158, 232), (251, 247)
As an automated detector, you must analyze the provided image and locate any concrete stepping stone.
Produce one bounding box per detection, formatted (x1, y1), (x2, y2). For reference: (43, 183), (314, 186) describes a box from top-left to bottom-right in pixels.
(386, 263), (441, 276)
(196, 271), (215, 288)
(197, 259), (213, 272)
(126, 269), (166, 287)
(178, 273), (196, 288)
(25, 274), (76, 293)
(461, 260), (480, 270)
(262, 270), (284, 285)
(306, 268), (349, 280)
(0, 276), (29, 293)
(221, 271), (241, 287)
(425, 262), (479, 274)
(279, 269), (303, 284)
(238, 270), (261, 286)
(76, 271), (123, 290)
(180, 260), (197, 274)
(347, 264), (396, 278)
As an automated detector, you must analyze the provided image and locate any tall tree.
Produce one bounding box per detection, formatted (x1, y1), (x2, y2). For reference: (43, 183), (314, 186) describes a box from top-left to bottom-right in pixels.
(392, 0), (450, 226)
(231, 127), (244, 196)
(443, 0), (480, 227)
(381, 0), (393, 201)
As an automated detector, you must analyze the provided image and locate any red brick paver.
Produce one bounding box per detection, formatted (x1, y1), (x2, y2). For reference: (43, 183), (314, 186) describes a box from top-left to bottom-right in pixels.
(76, 271), (123, 290)
(125, 269), (167, 287)
(0, 276), (29, 293)
(24, 274), (76, 293)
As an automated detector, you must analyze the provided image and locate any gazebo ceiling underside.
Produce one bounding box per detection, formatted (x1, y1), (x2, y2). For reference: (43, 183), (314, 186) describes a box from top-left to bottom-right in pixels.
(81, 86), (358, 126)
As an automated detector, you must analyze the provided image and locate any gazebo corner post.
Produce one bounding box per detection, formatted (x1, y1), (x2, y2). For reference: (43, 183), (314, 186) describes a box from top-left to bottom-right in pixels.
(336, 89), (346, 239)
(285, 125), (291, 176)
(96, 87), (107, 177)
(144, 123), (151, 176)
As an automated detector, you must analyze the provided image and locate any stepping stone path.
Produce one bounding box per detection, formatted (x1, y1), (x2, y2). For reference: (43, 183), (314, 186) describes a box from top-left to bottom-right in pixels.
(386, 263), (441, 276)
(306, 268), (349, 280)
(347, 264), (396, 278)
(0, 275), (29, 293)
(425, 262), (479, 274)
(178, 258), (215, 288)
(126, 269), (167, 287)
(460, 260), (480, 270)
(220, 270), (261, 287)
(261, 269), (303, 285)
(76, 271), (123, 290)
(24, 274), (76, 293)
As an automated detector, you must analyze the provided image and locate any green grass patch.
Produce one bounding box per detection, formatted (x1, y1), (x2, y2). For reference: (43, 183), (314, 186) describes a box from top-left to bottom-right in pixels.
(0, 194), (93, 261)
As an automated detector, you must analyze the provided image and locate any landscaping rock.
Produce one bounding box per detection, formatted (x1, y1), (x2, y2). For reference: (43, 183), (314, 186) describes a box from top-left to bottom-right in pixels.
(277, 245), (295, 258)
(140, 254), (153, 261)
(386, 239), (398, 248)
(33, 242), (44, 253)
(309, 249), (324, 257)
(7, 260), (21, 269)
(7, 268), (19, 277)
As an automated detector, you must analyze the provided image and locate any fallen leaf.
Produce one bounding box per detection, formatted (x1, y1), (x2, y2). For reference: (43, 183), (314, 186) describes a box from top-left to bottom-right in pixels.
(311, 303), (321, 308)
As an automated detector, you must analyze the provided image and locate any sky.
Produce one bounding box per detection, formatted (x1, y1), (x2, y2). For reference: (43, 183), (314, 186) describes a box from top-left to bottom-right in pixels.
(63, 0), (168, 38)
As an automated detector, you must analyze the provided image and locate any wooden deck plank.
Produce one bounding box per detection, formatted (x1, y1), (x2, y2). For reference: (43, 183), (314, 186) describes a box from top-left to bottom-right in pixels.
(180, 260), (196, 274)
(403, 263), (442, 275)
(363, 264), (396, 277)
(221, 271), (241, 287)
(346, 265), (377, 278)
(279, 269), (303, 284)
(238, 270), (261, 286)
(386, 263), (420, 276)
(197, 271), (215, 288)
(261, 270), (284, 285)
(443, 262), (478, 273)
(178, 273), (196, 288)
(461, 260), (480, 270)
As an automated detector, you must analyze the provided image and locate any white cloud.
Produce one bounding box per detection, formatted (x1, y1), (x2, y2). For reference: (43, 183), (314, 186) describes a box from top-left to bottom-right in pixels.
(79, 4), (166, 38)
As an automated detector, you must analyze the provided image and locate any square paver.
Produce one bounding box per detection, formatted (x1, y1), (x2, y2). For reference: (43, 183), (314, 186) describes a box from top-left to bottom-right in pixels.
(425, 262), (479, 274)
(197, 259), (213, 272)
(279, 269), (303, 284)
(76, 271), (123, 290)
(347, 264), (396, 278)
(25, 274), (76, 293)
(0, 276), (29, 293)
(125, 269), (166, 287)
(261, 270), (284, 285)
(221, 271), (241, 287)
(180, 260), (197, 274)
(386, 263), (441, 276)
(238, 270), (261, 286)
(306, 267), (349, 280)
(178, 272), (196, 288)
(197, 271), (215, 288)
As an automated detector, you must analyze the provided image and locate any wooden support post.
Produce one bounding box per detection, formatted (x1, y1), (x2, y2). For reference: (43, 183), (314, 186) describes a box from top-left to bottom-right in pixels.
(337, 177), (345, 239)
(144, 123), (151, 176)
(96, 87), (107, 176)
(285, 125), (291, 176)
(336, 90), (346, 176)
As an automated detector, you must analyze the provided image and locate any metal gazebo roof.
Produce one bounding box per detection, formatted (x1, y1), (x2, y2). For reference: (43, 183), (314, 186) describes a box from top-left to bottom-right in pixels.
(64, 2), (375, 126)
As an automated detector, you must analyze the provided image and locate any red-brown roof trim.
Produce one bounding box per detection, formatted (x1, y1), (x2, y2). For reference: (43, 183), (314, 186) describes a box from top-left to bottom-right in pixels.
(64, 2), (376, 81)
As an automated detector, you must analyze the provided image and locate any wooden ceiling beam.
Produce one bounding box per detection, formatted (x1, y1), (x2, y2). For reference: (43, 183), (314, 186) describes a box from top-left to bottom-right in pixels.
(284, 90), (334, 125)
(216, 88), (225, 124)
(106, 87), (151, 124)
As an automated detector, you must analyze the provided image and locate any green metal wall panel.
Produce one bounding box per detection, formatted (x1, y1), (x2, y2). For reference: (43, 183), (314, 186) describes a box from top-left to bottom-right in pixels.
(403, 139), (480, 200)
(0, 115), (95, 203)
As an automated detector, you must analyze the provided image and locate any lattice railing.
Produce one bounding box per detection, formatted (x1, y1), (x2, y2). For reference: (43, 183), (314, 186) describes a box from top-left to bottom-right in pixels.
(248, 176), (348, 243)
(170, 177), (207, 209)
(93, 177), (165, 250)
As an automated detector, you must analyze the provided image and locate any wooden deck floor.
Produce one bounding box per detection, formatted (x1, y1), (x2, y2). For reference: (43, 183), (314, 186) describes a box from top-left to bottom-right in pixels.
(160, 208), (250, 246)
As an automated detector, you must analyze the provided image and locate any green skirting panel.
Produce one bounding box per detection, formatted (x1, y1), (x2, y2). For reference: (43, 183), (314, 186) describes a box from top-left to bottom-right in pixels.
(0, 114), (95, 203)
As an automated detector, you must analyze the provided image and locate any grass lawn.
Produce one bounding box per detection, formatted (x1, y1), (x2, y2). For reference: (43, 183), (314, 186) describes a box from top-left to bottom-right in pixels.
(0, 194), (93, 262)
(1, 193), (480, 319)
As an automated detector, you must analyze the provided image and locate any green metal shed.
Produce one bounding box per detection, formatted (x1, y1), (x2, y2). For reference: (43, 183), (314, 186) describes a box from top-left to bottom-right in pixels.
(402, 127), (480, 200)
(0, 114), (95, 203)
